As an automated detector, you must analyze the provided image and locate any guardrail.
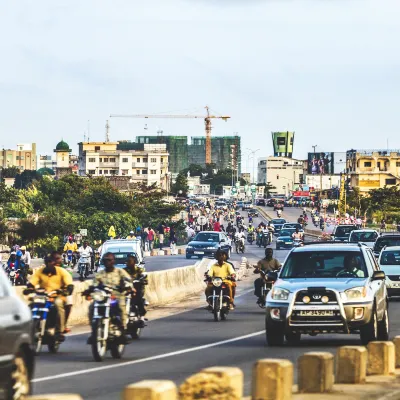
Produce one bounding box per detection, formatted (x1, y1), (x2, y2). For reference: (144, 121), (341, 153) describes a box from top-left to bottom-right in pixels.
(27, 338), (400, 399)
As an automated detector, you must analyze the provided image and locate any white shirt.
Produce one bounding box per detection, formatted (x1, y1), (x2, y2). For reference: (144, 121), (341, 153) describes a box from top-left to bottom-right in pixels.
(78, 246), (93, 258)
(21, 251), (31, 266)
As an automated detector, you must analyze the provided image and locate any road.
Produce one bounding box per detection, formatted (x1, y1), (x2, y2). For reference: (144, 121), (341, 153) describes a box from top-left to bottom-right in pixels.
(32, 210), (400, 399)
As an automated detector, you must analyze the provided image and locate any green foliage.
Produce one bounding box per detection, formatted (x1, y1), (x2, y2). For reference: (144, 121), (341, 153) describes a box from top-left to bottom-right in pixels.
(35, 236), (62, 256)
(172, 173), (189, 197)
(1, 166), (20, 179)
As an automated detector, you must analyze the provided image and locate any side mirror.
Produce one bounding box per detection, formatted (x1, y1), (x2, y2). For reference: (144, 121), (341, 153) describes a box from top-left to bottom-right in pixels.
(220, 239), (226, 243)
(267, 271), (278, 282)
(372, 270), (385, 281)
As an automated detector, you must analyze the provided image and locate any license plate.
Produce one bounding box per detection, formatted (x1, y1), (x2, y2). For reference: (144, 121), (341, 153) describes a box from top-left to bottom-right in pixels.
(194, 251), (204, 255)
(299, 310), (334, 316)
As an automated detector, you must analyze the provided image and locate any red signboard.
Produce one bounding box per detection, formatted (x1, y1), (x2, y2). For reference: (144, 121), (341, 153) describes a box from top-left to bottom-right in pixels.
(292, 191), (310, 197)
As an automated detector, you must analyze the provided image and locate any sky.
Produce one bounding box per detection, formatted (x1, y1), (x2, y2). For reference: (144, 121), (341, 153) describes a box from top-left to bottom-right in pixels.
(1, 0), (400, 171)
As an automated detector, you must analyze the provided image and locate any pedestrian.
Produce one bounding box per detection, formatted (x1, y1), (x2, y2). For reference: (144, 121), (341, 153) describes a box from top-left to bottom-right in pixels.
(169, 227), (177, 255)
(157, 223), (165, 249)
(148, 227), (155, 250)
(142, 228), (149, 251)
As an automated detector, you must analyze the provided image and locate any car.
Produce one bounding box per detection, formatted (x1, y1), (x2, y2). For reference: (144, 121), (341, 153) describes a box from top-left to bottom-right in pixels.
(276, 229), (296, 250)
(242, 202), (252, 211)
(378, 246), (400, 298)
(331, 225), (358, 242)
(186, 231), (232, 259)
(0, 268), (35, 398)
(256, 199), (266, 206)
(282, 223), (303, 232)
(271, 218), (287, 234)
(348, 229), (379, 248)
(266, 199), (277, 207)
(214, 201), (228, 210)
(265, 242), (389, 346)
(100, 239), (144, 266)
(247, 208), (259, 218)
(236, 201), (244, 209)
(373, 234), (400, 258)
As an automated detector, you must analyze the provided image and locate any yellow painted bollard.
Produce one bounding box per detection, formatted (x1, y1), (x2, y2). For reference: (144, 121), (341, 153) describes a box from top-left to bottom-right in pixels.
(201, 367), (243, 399)
(367, 341), (395, 375)
(336, 346), (367, 384)
(392, 336), (400, 368)
(252, 359), (293, 400)
(123, 380), (177, 400)
(27, 395), (83, 400)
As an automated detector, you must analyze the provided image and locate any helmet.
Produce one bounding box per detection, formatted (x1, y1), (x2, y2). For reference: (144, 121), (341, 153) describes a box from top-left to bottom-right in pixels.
(68, 236), (73, 241)
(16, 250), (23, 257)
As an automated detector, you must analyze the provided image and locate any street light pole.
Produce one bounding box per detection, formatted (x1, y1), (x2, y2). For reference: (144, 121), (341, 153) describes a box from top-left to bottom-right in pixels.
(246, 148), (260, 183)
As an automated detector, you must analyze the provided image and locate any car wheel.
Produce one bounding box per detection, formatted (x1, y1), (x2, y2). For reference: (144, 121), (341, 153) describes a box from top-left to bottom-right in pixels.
(285, 331), (301, 345)
(360, 305), (378, 345)
(265, 321), (284, 346)
(6, 351), (31, 400)
(377, 306), (389, 341)
(227, 248), (231, 258)
(186, 255), (191, 259)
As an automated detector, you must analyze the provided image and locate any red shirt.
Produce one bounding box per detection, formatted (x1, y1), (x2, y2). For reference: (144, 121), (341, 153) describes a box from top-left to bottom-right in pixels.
(213, 222), (221, 232)
(148, 230), (155, 240)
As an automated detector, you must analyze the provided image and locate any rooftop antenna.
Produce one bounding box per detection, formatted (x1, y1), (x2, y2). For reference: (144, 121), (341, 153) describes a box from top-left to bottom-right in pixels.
(144, 123), (148, 131)
(105, 120), (110, 142)
(84, 131), (87, 142)
(87, 120), (90, 142)
(157, 128), (163, 137)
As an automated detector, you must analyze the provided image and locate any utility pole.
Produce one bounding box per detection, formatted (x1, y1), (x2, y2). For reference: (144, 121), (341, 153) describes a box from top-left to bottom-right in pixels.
(105, 120), (110, 142)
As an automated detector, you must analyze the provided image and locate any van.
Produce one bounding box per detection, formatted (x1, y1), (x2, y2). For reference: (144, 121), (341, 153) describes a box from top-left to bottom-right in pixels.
(99, 239), (144, 270)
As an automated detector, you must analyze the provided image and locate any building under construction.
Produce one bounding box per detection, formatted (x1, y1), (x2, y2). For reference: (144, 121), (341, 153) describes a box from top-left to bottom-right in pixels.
(131, 135), (240, 175)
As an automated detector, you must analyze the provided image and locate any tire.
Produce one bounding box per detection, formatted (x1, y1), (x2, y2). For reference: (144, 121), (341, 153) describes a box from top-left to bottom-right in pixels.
(360, 306), (378, 345)
(5, 351), (31, 400)
(110, 342), (125, 359)
(285, 331), (301, 345)
(185, 255), (191, 259)
(213, 310), (221, 322)
(32, 319), (43, 355)
(131, 327), (142, 340)
(227, 248), (231, 258)
(377, 306), (389, 341)
(221, 310), (227, 321)
(91, 319), (107, 362)
(47, 337), (60, 354)
(265, 322), (284, 346)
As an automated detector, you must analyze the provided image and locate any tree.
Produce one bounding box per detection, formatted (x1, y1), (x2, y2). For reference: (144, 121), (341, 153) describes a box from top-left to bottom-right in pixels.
(14, 170), (42, 189)
(1, 166), (20, 179)
(172, 173), (189, 197)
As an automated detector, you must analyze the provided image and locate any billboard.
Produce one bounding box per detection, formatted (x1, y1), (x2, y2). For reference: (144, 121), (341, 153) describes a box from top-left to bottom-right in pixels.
(272, 132), (294, 158)
(308, 152), (334, 175)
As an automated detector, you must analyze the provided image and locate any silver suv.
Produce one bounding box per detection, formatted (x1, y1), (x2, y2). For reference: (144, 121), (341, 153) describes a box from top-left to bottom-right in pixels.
(265, 243), (388, 346)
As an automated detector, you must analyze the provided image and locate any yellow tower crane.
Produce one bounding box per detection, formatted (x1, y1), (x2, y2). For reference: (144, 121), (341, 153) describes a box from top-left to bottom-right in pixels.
(110, 106), (230, 164)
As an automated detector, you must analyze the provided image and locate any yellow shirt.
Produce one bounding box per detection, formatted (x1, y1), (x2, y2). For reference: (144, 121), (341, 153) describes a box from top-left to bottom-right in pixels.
(29, 266), (73, 293)
(64, 242), (78, 252)
(126, 235), (136, 240)
(208, 262), (235, 279)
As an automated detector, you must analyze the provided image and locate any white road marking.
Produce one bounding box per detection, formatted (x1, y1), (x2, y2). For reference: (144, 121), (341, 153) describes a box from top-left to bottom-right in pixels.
(32, 330), (265, 383)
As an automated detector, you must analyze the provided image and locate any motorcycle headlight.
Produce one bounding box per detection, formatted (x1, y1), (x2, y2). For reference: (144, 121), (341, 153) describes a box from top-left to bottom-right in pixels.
(212, 278), (223, 287)
(9, 271), (15, 277)
(92, 291), (106, 302)
(343, 286), (367, 300)
(270, 287), (290, 301)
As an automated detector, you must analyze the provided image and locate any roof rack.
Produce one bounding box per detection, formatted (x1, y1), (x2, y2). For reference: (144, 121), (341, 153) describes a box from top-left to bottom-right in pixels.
(302, 241), (366, 247)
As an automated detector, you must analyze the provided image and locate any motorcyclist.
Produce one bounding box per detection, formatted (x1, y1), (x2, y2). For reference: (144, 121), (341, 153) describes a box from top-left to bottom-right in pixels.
(78, 240), (94, 272)
(247, 223), (255, 239)
(124, 255), (148, 322)
(277, 209), (282, 218)
(86, 252), (132, 344)
(235, 228), (246, 250)
(292, 228), (304, 241)
(226, 222), (235, 237)
(20, 246), (31, 270)
(205, 249), (236, 310)
(7, 250), (27, 283)
(27, 252), (74, 341)
(63, 236), (78, 265)
(254, 248), (282, 304)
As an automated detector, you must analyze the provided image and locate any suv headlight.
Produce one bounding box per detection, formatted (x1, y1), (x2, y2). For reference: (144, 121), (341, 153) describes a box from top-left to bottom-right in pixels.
(343, 286), (367, 300)
(270, 287), (290, 301)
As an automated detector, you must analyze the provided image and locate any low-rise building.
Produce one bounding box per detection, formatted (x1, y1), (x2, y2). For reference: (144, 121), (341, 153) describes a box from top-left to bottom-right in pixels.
(257, 157), (267, 184)
(346, 149), (400, 193)
(187, 176), (210, 196)
(78, 141), (169, 189)
(266, 156), (305, 196)
(0, 143), (37, 171)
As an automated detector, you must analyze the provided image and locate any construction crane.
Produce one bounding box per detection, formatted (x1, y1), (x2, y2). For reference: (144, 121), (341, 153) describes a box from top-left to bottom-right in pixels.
(110, 106), (230, 164)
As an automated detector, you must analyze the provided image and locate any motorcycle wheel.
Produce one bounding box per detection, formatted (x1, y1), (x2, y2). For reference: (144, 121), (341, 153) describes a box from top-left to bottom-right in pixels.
(213, 310), (221, 322)
(110, 341), (125, 359)
(220, 310), (227, 321)
(32, 319), (43, 355)
(48, 337), (60, 354)
(131, 327), (142, 340)
(91, 319), (107, 362)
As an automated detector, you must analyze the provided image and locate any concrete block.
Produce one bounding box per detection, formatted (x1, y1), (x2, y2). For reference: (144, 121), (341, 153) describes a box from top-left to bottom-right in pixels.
(143, 251), (151, 257)
(158, 250), (165, 256)
(201, 366), (243, 399)
(150, 250), (158, 256)
(298, 352), (334, 393)
(336, 346), (367, 384)
(178, 248), (185, 255)
(393, 336), (400, 368)
(123, 380), (177, 400)
(367, 341), (395, 375)
(164, 248), (171, 255)
(179, 371), (240, 400)
(27, 396), (83, 400)
(252, 358), (293, 400)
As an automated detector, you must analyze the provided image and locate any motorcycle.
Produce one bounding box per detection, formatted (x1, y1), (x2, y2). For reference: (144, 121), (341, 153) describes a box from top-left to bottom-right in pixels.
(87, 284), (128, 362)
(206, 277), (231, 321)
(7, 267), (26, 286)
(126, 276), (148, 339)
(247, 232), (255, 245)
(78, 256), (91, 281)
(293, 238), (303, 247)
(257, 270), (275, 308)
(256, 231), (263, 247)
(27, 289), (64, 354)
(262, 230), (273, 247)
(235, 238), (245, 254)
(65, 250), (74, 266)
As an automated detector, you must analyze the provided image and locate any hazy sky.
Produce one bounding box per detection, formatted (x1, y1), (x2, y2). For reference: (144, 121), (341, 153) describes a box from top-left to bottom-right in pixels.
(1, 0), (400, 171)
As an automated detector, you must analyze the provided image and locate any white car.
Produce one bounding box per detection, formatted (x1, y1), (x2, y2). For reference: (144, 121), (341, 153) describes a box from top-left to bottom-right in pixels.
(99, 239), (144, 270)
(348, 229), (379, 249)
(378, 246), (400, 298)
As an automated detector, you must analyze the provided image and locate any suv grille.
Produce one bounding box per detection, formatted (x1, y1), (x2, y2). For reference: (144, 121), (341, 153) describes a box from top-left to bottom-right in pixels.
(387, 275), (400, 281)
(295, 289), (337, 304)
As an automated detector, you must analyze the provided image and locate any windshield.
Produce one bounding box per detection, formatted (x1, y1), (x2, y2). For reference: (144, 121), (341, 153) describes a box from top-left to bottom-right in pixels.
(194, 233), (219, 242)
(272, 219), (286, 224)
(374, 238), (400, 252)
(281, 251), (367, 279)
(107, 246), (137, 253)
(350, 231), (378, 242)
(280, 230), (294, 237)
(283, 223), (301, 230)
(335, 226), (356, 237)
(101, 252), (136, 265)
(380, 250), (400, 265)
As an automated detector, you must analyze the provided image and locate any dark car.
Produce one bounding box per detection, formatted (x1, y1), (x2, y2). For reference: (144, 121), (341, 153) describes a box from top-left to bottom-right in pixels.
(236, 201), (244, 209)
(332, 225), (358, 242)
(276, 229), (296, 249)
(265, 243), (388, 346)
(186, 231), (232, 259)
(0, 268), (35, 398)
(373, 234), (400, 258)
(266, 199), (277, 207)
(248, 208), (259, 218)
(256, 199), (266, 206)
(271, 218), (287, 234)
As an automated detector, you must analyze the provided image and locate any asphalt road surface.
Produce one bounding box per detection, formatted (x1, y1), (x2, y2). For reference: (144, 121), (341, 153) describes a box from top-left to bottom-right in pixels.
(32, 210), (400, 399)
